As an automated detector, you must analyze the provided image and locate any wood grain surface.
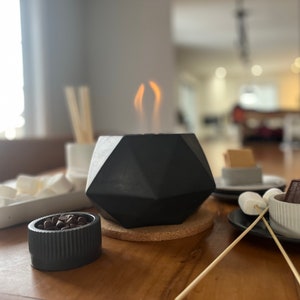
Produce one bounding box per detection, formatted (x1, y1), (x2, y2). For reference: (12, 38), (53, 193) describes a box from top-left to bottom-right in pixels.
(1, 140), (300, 300)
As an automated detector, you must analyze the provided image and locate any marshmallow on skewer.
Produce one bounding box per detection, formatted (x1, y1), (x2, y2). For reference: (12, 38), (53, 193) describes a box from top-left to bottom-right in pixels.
(262, 188), (282, 205)
(176, 188), (299, 299)
(238, 191), (267, 215)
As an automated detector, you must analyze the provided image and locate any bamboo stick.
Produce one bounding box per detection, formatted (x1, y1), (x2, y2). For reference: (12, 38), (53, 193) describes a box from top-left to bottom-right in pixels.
(79, 86), (94, 143)
(175, 206), (269, 300)
(256, 208), (300, 286)
(64, 86), (84, 143)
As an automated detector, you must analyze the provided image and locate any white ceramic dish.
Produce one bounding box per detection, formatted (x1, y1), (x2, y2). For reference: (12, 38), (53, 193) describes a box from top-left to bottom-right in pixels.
(212, 174), (286, 200)
(0, 190), (92, 229)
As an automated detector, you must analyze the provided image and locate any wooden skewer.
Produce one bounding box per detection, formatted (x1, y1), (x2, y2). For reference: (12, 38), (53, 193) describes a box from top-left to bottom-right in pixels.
(65, 85), (94, 144)
(175, 206), (269, 300)
(79, 86), (94, 143)
(255, 207), (300, 286)
(64, 86), (84, 143)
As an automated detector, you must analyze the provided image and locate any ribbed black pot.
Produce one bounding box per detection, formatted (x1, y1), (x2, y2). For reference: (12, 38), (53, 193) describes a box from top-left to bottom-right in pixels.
(28, 212), (101, 271)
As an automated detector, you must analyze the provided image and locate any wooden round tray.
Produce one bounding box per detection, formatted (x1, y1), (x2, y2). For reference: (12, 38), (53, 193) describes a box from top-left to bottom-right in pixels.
(100, 206), (215, 242)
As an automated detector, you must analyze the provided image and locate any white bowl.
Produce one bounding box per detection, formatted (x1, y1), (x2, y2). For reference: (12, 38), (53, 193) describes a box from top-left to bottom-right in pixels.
(269, 193), (300, 238)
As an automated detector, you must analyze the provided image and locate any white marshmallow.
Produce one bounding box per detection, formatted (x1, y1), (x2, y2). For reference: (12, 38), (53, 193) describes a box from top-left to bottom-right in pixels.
(66, 170), (88, 191)
(238, 191), (267, 215)
(36, 188), (56, 198)
(262, 188), (282, 205)
(0, 185), (17, 199)
(44, 173), (73, 194)
(37, 175), (51, 190)
(16, 175), (40, 195)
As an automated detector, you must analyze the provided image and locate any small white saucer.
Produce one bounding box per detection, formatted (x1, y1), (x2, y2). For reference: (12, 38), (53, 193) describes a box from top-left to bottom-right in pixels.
(212, 174), (286, 201)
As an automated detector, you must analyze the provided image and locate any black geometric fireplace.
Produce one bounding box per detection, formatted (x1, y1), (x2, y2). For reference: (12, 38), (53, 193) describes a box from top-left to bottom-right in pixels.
(86, 133), (215, 228)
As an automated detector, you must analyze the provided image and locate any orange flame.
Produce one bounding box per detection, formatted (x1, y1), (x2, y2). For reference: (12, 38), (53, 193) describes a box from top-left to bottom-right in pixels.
(133, 80), (162, 133)
(149, 80), (161, 122)
(134, 83), (145, 117)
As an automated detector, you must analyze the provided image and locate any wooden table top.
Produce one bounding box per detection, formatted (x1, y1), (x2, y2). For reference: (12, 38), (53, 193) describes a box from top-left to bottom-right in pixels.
(1, 140), (300, 300)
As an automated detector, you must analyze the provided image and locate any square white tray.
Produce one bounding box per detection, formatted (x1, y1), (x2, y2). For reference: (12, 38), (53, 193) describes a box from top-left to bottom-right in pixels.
(0, 190), (93, 229)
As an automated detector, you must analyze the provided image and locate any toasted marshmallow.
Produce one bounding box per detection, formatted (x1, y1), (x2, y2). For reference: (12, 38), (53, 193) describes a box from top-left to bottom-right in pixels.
(238, 191), (267, 215)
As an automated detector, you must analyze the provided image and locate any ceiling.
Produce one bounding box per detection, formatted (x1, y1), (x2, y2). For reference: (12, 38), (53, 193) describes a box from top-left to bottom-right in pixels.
(171, 0), (299, 77)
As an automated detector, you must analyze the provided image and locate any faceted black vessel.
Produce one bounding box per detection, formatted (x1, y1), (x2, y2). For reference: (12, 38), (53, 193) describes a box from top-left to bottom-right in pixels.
(86, 134), (215, 228)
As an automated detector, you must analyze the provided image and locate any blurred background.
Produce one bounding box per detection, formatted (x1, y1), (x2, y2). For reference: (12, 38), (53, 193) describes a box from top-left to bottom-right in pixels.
(1, 0), (300, 145)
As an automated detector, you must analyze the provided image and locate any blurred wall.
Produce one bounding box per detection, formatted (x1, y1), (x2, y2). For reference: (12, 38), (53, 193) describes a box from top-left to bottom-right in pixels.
(21, 0), (175, 137)
(86, 0), (175, 134)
